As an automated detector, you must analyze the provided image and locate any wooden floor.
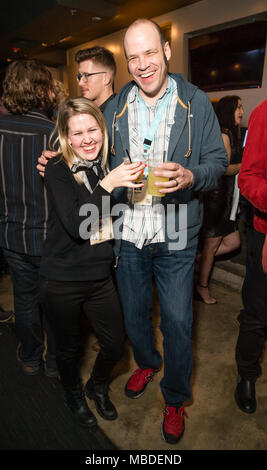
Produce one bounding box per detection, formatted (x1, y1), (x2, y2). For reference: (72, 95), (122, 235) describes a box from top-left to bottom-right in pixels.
(0, 322), (117, 451)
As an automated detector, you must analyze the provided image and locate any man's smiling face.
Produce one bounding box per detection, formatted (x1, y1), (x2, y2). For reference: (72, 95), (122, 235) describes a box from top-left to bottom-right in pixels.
(124, 21), (171, 102)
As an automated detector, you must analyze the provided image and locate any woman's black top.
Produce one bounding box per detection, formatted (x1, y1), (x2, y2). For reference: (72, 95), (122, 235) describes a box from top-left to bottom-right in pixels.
(202, 128), (242, 238)
(40, 156), (114, 281)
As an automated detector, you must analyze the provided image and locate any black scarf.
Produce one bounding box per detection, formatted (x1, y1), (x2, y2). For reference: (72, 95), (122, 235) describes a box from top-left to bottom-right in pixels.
(71, 157), (105, 180)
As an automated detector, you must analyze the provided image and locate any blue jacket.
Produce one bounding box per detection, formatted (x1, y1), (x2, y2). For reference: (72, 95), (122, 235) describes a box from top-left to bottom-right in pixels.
(104, 73), (228, 248)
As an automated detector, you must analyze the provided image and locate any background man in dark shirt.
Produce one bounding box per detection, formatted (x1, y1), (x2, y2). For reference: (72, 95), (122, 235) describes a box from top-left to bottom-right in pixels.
(0, 97), (13, 322)
(38, 46), (116, 171)
(0, 59), (57, 376)
(75, 46), (116, 112)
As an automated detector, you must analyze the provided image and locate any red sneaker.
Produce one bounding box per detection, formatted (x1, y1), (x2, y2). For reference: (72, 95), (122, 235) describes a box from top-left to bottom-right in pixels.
(125, 367), (156, 398)
(161, 405), (187, 444)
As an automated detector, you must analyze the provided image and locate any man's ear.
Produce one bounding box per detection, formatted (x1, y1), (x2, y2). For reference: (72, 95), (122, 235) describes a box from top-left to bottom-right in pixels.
(164, 41), (171, 62)
(103, 71), (112, 86)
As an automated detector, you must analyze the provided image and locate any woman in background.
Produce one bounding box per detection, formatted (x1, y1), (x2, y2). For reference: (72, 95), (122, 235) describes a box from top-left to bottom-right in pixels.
(196, 95), (244, 304)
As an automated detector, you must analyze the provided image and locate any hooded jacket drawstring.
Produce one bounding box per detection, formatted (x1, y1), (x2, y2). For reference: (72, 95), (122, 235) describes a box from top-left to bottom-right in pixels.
(184, 101), (192, 158)
(110, 111), (117, 155)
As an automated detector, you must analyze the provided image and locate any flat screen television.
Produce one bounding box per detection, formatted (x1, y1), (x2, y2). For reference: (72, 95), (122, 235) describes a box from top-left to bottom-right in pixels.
(188, 20), (266, 92)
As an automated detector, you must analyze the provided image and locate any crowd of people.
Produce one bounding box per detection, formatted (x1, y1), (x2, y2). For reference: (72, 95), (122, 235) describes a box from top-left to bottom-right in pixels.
(0, 17), (266, 445)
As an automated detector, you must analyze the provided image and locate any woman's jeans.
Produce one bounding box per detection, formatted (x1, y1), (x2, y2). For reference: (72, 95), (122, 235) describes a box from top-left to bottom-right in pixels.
(3, 248), (56, 368)
(115, 240), (197, 406)
(236, 228), (267, 381)
(40, 275), (125, 389)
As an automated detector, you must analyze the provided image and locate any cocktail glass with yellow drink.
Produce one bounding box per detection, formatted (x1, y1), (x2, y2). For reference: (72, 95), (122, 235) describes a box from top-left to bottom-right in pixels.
(147, 161), (169, 197)
(123, 152), (144, 182)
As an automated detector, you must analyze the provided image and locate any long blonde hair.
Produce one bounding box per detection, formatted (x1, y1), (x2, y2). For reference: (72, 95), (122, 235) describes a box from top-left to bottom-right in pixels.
(50, 97), (109, 181)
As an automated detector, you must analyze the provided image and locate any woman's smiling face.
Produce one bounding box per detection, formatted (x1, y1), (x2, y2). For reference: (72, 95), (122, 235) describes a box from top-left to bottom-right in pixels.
(68, 113), (103, 161)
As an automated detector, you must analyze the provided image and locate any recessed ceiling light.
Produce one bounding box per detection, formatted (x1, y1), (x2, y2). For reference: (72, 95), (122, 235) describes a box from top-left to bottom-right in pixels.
(92, 16), (102, 21)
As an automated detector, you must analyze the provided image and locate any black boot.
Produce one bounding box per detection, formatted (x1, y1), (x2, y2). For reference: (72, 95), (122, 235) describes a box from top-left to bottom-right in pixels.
(235, 375), (256, 414)
(65, 384), (97, 428)
(85, 378), (118, 421)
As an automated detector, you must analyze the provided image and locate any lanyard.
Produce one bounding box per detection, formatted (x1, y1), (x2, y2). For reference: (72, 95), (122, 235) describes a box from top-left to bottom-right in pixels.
(138, 78), (173, 156)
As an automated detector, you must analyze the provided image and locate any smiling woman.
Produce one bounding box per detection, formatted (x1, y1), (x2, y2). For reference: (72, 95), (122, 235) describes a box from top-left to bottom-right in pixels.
(68, 113), (104, 162)
(50, 97), (109, 179)
(38, 97), (145, 429)
(49, 97), (145, 190)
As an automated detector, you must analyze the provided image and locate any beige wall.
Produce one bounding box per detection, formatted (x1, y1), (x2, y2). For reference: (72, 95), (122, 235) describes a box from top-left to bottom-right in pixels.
(65, 0), (267, 126)
(47, 66), (64, 81)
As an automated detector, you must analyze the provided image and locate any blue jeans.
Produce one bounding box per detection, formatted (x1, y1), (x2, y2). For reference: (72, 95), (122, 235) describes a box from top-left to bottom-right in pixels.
(115, 240), (197, 406)
(3, 248), (56, 368)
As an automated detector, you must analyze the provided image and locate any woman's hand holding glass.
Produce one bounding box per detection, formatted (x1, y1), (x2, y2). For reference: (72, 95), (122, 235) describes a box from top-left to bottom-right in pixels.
(100, 161), (145, 193)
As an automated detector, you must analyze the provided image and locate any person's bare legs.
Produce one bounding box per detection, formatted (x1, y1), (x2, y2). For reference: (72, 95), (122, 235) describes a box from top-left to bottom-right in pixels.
(197, 230), (240, 304)
(197, 236), (222, 304)
(214, 230), (240, 257)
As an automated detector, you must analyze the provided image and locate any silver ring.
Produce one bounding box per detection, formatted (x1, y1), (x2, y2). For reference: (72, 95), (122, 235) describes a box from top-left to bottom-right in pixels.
(174, 179), (178, 186)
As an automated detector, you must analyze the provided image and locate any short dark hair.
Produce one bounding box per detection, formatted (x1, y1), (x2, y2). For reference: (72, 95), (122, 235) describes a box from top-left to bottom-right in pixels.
(75, 46), (116, 81)
(2, 59), (53, 115)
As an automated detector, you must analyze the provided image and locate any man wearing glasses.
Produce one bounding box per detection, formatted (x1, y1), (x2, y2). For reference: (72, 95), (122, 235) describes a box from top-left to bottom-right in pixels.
(75, 46), (116, 112)
(38, 46), (116, 175)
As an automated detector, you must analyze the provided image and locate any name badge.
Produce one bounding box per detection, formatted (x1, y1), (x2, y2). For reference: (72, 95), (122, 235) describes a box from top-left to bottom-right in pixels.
(90, 216), (114, 245)
(132, 179), (152, 206)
